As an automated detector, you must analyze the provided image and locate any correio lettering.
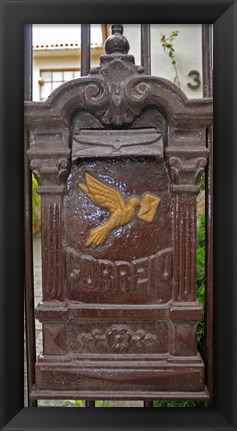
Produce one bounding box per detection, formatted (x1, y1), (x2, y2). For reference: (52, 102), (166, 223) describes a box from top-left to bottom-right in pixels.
(66, 247), (173, 291)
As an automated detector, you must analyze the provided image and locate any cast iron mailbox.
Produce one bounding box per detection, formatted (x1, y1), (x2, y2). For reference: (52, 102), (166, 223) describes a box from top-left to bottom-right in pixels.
(25, 25), (213, 400)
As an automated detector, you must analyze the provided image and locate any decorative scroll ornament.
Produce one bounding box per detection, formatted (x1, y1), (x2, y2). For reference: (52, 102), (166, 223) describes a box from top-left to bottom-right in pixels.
(30, 158), (69, 188)
(56, 158), (70, 184)
(168, 156), (208, 186)
(79, 173), (160, 246)
(85, 24), (152, 127)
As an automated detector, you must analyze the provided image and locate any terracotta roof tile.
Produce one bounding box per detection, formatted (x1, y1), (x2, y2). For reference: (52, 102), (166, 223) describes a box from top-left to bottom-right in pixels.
(33, 43), (102, 50)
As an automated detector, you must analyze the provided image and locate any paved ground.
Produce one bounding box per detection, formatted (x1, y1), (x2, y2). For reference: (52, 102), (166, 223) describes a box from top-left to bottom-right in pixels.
(24, 234), (143, 407)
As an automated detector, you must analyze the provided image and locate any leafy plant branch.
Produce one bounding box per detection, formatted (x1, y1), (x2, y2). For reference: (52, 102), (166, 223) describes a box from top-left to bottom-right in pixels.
(160, 31), (180, 88)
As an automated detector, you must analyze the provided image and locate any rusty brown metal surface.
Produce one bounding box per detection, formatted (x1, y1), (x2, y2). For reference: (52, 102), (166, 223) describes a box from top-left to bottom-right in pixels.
(24, 24), (37, 408)
(81, 24), (91, 76)
(144, 400), (153, 407)
(202, 24), (213, 407)
(25, 24), (213, 402)
(202, 25), (212, 98)
(85, 400), (95, 408)
(30, 388), (210, 401)
(141, 24), (151, 75)
(204, 125), (213, 407)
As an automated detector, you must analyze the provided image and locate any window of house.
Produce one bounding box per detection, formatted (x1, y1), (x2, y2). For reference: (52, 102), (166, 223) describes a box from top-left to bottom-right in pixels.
(39, 69), (81, 101)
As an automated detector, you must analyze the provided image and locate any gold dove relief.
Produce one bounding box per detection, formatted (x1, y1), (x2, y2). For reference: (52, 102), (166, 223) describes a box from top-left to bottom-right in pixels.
(79, 173), (160, 247)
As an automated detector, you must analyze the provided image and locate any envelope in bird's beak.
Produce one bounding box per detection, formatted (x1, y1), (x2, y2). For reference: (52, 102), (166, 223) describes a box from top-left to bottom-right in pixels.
(137, 194), (160, 223)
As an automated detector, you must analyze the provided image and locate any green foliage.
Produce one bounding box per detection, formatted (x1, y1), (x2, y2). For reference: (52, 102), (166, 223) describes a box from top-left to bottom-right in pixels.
(160, 31), (180, 87)
(196, 213), (205, 355)
(32, 175), (41, 235)
(153, 400), (203, 408)
(199, 173), (205, 191)
(197, 249), (205, 299)
(95, 400), (112, 407)
(64, 399), (85, 407)
(64, 400), (112, 408)
(197, 213), (205, 248)
(196, 214), (205, 306)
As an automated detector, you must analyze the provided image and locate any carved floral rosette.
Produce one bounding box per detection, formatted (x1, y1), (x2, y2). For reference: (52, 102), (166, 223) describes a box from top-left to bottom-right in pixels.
(70, 324), (157, 353)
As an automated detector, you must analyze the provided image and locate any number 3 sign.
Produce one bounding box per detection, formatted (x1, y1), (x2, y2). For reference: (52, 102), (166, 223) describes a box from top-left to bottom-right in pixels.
(187, 70), (201, 89)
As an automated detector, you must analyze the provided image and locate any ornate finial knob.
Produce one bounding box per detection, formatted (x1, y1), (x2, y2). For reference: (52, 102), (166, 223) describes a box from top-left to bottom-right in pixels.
(105, 24), (130, 55)
(111, 24), (124, 35)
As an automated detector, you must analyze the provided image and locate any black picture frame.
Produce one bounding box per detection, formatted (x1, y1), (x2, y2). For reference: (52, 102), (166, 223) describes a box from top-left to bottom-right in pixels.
(0, 0), (236, 430)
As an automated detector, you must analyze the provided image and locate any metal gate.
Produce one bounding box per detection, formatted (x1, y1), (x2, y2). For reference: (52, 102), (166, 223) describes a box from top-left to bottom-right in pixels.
(24, 24), (213, 408)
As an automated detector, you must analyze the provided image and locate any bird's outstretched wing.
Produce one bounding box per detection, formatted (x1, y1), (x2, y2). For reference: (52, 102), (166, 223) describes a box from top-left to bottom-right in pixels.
(79, 173), (126, 213)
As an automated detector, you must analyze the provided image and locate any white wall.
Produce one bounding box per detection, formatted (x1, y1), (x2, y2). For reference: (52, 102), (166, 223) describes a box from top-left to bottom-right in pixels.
(123, 24), (203, 98)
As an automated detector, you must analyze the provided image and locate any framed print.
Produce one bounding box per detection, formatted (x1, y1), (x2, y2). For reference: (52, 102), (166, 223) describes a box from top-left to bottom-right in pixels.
(0, 1), (236, 430)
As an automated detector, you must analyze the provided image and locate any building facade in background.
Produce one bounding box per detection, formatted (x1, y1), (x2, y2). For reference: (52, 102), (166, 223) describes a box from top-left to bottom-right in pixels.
(32, 24), (204, 102)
